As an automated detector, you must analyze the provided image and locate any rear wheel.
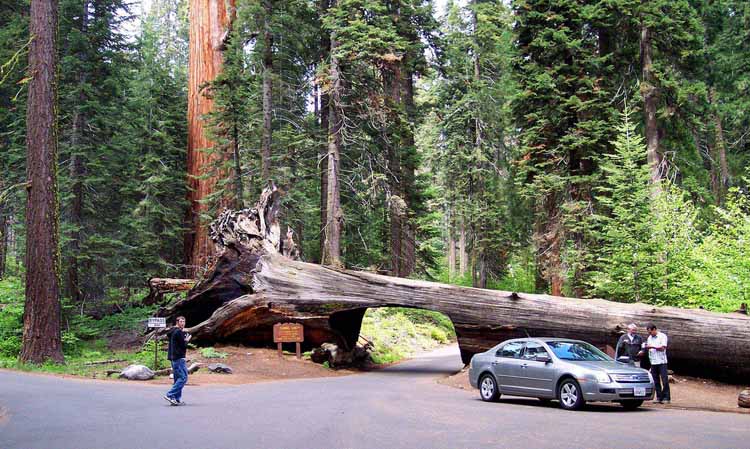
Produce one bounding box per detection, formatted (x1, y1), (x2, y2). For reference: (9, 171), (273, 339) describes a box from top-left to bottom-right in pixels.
(558, 379), (585, 411)
(620, 400), (644, 410)
(479, 374), (500, 402)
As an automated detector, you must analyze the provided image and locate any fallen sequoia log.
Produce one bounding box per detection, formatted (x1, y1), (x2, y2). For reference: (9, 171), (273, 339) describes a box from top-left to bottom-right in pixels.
(159, 185), (750, 382)
(142, 278), (196, 306)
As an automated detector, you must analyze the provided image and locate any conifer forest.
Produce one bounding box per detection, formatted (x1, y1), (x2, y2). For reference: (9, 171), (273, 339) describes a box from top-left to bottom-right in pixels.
(1, 0), (750, 363)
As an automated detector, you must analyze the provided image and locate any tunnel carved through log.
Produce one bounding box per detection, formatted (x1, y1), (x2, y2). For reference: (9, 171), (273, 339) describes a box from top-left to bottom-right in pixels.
(159, 185), (750, 382)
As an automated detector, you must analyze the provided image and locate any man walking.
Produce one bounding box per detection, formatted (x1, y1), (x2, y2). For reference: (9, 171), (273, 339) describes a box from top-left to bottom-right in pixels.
(646, 323), (670, 404)
(616, 323), (648, 369)
(164, 316), (191, 406)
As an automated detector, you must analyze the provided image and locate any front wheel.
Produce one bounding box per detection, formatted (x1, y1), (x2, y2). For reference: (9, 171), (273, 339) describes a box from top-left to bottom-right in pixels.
(620, 400), (644, 410)
(479, 374), (500, 402)
(558, 379), (585, 411)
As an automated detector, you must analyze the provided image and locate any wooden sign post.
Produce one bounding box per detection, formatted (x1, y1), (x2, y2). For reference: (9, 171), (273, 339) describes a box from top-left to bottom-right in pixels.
(147, 317), (167, 370)
(273, 323), (304, 359)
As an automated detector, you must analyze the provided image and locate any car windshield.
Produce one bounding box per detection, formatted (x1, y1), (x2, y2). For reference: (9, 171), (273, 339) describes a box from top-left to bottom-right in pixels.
(547, 341), (612, 361)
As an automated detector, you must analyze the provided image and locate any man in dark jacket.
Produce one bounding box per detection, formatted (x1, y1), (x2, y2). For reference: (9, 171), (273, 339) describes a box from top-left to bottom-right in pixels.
(616, 323), (649, 369)
(163, 316), (190, 406)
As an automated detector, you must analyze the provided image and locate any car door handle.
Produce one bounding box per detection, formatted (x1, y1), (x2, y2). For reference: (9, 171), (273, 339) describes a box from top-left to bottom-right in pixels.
(491, 361), (500, 365)
(521, 363), (528, 368)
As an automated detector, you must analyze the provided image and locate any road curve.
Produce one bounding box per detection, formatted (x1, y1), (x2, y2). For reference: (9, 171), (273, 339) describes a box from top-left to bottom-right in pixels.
(1, 345), (748, 449)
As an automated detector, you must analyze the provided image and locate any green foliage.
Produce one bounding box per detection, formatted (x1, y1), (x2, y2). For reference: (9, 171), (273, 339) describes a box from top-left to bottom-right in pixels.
(589, 107), (662, 302)
(135, 339), (169, 370)
(200, 347), (229, 359)
(0, 277), (24, 357)
(360, 307), (456, 364)
(679, 189), (750, 311)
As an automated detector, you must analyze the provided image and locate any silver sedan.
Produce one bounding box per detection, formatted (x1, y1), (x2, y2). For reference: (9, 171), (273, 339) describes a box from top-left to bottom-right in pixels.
(469, 338), (655, 410)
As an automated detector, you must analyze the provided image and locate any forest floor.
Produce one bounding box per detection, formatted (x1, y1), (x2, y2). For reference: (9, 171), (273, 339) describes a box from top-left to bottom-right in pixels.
(439, 368), (750, 414)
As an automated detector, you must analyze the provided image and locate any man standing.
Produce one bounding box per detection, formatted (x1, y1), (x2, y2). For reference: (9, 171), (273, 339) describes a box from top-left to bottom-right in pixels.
(646, 323), (670, 404)
(164, 316), (191, 406)
(616, 323), (648, 368)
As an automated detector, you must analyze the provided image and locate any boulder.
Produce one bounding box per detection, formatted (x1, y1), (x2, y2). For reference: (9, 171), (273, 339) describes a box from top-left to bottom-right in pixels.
(739, 390), (750, 408)
(207, 363), (233, 374)
(118, 364), (155, 381)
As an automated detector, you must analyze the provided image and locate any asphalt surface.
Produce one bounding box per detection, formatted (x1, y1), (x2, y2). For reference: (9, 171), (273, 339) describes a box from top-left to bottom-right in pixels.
(1, 345), (748, 449)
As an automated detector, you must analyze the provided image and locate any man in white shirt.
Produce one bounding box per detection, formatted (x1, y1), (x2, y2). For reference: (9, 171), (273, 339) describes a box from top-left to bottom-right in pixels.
(646, 324), (671, 404)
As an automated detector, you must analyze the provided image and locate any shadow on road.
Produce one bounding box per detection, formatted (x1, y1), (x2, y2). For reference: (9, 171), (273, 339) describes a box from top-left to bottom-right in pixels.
(476, 397), (655, 413)
(373, 366), (462, 375)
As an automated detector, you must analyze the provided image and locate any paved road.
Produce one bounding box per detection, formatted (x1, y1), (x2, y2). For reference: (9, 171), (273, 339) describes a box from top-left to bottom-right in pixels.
(1, 345), (748, 449)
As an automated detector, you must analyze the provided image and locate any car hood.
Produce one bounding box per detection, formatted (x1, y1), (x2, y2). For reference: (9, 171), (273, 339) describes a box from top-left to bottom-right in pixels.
(564, 360), (646, 374)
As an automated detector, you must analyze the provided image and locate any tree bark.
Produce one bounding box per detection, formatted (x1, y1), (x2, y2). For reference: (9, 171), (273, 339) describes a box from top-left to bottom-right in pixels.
(383, 59), (403, 277)
(640, 21), (662, 188)
(318, 87), (329, 263)
(317, 0), (330, 264)
(160, 187), (750, 383)
(260, 0), (273, 183)
(709, 88), (729, 204)
(400, 69), (416, 278)
(0, 213), (7, 279)
(322, 13), (342, 267)
(21, 0), (64, 364)
(185, 0), (236, 277)
(447, 208), (456, 278)
(458, 218), (468, 276)
(534, 193), (563, 296)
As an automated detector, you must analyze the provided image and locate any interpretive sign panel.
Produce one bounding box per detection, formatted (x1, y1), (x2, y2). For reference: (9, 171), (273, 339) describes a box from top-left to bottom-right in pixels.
(273, 323), (304, 359)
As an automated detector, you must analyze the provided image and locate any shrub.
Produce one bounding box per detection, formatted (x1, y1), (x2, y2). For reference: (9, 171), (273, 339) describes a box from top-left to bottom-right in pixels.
(200, 347), (228, 359)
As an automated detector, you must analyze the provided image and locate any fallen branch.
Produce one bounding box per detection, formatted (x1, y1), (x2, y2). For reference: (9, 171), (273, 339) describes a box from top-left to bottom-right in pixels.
(84, 359), (126, 366)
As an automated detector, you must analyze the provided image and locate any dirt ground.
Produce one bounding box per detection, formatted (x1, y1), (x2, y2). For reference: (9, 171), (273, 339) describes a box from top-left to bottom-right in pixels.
(146, 345), (357, 386)
(438, 368), (750, 414)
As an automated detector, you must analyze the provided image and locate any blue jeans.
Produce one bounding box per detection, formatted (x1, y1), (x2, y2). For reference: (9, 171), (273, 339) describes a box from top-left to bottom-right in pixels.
(166, 358), (187, 401)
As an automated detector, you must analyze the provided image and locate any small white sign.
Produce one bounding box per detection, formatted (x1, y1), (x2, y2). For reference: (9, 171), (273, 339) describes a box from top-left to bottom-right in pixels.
(147, 317), (167, 328)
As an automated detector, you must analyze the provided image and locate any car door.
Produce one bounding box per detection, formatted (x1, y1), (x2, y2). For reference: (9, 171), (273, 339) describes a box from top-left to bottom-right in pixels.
(492, 341), (526, 394)
(517, 341), (556, 398)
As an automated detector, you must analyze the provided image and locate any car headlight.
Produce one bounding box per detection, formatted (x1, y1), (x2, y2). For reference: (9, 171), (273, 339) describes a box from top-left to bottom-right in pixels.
(595, 372), (613, 383)
(647, 372), (654, 383)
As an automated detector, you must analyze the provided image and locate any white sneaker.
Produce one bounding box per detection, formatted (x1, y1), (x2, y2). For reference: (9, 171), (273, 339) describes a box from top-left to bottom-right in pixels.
(163, 395), (178, 406)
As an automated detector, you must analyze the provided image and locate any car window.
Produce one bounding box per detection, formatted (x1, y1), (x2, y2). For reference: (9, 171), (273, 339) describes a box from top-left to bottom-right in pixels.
(497, 341), (525, 358)
(547, 341), (611, 361)
(522, 342), (549, 360)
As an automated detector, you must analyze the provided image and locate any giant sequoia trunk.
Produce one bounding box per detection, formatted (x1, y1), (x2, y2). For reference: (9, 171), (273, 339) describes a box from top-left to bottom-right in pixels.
(160, 188), (750, 383)
(185, 0), (236, 277)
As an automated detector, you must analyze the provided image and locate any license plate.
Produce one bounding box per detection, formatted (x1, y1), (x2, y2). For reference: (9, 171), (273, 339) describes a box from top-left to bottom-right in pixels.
(634, 387), (646, 397)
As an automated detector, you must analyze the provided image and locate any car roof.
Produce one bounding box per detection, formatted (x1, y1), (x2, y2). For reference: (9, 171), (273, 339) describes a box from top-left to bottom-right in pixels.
(499, 337), (588, 345)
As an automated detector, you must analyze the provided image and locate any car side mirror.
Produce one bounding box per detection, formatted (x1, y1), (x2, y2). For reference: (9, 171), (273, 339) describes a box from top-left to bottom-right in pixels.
(617, 356), (631, 363)
(536, 354), (551, 363)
